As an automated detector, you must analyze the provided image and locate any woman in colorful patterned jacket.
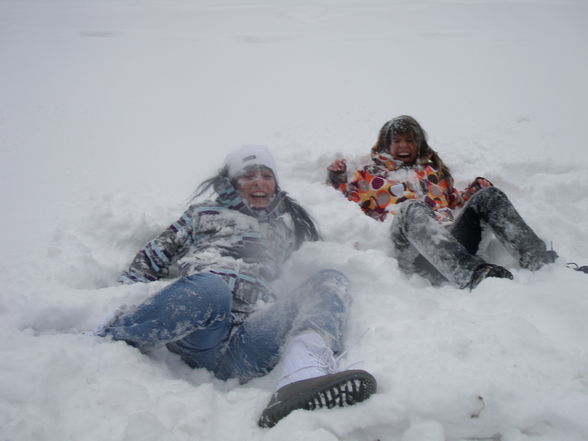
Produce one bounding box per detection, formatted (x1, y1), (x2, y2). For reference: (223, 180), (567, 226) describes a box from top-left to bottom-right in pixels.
(327, 115), (558, 290)
(99, 145), (376, 428)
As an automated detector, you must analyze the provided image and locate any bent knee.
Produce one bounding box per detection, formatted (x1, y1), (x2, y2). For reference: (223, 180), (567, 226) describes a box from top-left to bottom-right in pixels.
(316, 270), (351, 308)
(183, 273), (232, 311)
(401, 199), (433, 216)
(393, 200), (435, 228)
(313, 269), (350, 286)
(473, 186), (506, 200)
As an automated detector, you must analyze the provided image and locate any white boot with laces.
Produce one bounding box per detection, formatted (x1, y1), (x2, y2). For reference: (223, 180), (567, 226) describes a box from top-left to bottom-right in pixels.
(258, 332), (377, 428)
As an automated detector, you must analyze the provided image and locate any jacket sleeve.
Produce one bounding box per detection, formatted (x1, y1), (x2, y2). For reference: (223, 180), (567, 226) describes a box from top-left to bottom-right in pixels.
(444, 175), (467, 209)
(118, 210), (195, 284)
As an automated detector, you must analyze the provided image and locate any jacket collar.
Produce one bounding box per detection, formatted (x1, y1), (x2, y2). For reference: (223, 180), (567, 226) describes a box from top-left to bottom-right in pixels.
(371, 152), (431, 171)
(371, 152), (405, 171)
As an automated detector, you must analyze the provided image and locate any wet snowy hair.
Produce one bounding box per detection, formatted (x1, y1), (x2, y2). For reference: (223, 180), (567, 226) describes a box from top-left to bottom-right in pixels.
(281, 193), (321, 246)
(371, 115), (452, 179)
(371, 115), (428, 157)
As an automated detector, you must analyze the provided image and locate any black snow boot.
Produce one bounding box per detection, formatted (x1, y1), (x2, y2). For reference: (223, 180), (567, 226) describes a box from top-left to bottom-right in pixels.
(464, 263), (514, 290)
(567, 263), (588, 274)
(258, 369), (377, 428)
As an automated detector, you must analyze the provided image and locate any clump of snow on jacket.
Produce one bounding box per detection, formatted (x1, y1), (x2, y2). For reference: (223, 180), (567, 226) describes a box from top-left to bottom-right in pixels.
(119, 177), (298, 317)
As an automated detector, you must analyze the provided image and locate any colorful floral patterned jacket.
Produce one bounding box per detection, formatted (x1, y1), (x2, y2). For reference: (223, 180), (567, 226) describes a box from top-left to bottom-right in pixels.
(330, 152), (472, 224)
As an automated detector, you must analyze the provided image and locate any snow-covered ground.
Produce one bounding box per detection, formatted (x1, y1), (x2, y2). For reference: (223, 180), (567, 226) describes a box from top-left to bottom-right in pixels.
(1, 1), (587, 440)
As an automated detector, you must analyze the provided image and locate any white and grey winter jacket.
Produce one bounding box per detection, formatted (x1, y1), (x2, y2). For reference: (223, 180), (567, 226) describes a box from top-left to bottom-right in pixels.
(119, 178), (298, 317)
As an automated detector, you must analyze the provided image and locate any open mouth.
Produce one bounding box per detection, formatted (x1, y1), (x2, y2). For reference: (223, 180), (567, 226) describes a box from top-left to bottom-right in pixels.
(251, 192), (268, 199)
(248, 192), (272, 207)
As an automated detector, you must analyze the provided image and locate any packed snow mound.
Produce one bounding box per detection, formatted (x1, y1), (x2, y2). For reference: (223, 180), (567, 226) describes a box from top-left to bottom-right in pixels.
(2, 145), (588, 441)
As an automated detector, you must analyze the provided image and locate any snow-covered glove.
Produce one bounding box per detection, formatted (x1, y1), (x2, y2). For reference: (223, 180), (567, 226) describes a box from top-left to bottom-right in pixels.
(470, 177), (493, 190)
(327, 159), (348, 188)
(464, 177), (493, 198)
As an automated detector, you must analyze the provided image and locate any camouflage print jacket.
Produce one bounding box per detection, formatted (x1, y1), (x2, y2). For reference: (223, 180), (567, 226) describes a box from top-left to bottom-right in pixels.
(119, 178), (297, 317)
(329, 152), (471, 224)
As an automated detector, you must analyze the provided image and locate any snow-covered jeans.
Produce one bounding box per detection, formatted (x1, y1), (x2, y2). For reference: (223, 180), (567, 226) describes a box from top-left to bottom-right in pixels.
(102, 269), (351, 383)
(390, 186), (548, 288)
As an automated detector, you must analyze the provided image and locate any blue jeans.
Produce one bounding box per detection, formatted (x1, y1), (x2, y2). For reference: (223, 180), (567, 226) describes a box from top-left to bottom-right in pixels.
(103, 269), (351, 383)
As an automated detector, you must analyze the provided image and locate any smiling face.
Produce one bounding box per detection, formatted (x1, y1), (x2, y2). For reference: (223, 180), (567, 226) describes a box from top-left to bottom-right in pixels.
(389, 132), (418, 164)
(236, 166), (277, 208)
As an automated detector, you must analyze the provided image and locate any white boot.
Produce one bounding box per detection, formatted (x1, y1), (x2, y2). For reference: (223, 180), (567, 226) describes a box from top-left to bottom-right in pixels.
(276, 332), (337, 390)
(258, 332), (377, 428)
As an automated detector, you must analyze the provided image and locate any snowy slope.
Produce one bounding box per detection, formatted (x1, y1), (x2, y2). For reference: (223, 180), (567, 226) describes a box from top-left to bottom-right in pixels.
(1, 1), (587, 440)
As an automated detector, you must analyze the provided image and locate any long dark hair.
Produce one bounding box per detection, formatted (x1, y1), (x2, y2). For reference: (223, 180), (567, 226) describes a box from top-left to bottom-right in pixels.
(191, 166), (320, 247)
(371, 115), (452, 179)
(191, 165), (230, 201)
(281, 193), (321, 246)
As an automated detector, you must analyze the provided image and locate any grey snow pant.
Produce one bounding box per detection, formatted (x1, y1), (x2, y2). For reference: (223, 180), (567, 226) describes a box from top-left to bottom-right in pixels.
(390, 187), (548, 288)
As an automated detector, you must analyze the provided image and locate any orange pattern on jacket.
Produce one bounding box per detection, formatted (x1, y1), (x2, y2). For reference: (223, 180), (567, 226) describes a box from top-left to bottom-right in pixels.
(334, 153), (469, 223)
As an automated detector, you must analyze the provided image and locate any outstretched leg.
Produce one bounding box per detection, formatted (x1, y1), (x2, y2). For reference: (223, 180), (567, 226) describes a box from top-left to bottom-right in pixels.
(452, 187), (557, 270)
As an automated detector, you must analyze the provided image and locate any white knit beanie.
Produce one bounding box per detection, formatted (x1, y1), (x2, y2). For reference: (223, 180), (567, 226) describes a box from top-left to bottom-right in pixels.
(225, 145), (277, 179)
